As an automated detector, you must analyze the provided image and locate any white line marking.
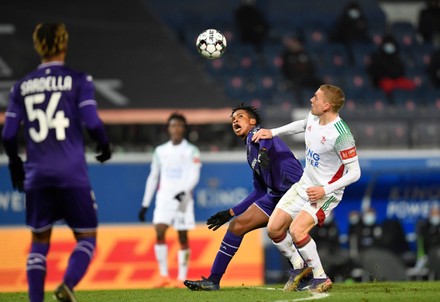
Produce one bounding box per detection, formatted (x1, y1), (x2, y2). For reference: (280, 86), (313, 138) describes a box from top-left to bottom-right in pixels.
(274, 292), (330, 302)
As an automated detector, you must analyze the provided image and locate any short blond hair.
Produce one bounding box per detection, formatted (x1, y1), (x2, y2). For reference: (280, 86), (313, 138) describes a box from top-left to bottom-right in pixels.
(33, 22), (68, 58)
(320, 84), (345, 112)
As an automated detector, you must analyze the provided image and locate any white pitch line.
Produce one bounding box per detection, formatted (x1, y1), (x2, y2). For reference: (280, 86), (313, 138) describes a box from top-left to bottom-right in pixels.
(274, 292), (330, 302)
(245, 287), (330, 301)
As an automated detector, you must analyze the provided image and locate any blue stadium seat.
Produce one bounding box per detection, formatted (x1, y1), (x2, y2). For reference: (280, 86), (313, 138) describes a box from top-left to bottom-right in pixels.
(303, 26), (329, 51)
(391, 21), (418, 50)
(351, 43), (375, 68)
(322, 43), (351, 72)
(391, 89), (422, 111)
(412, 121), (440, 148)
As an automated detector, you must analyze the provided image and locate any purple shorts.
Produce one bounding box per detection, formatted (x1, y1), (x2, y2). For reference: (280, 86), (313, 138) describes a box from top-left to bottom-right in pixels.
(254, 191), (283, 217)
(26, 187), (98, 233)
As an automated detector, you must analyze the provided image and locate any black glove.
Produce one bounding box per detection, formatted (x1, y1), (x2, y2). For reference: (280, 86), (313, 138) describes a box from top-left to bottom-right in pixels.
(258, 148), (270, 169)
(138, 206), (148, 222)
(8, 157), (25, 192)
(206, 209), (233, 231)
(96, 143), (112, 163)
(174, 191), (186, 202)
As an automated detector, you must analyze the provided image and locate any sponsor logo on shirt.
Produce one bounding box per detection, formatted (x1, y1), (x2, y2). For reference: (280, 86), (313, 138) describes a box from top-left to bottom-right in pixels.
(306, 146), (320, 167)
(340, 146), (357, 160)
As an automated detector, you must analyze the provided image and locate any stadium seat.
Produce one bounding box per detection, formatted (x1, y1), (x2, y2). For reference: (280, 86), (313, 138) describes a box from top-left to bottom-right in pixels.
(222, 75), (247, 101)
(349, 121), (390, 148)
(391, 89), (422, 112)
(391, 21), (418, 50)
(411, 121), (440, 148)
(386, 122), (410, 148)
(303, 26), (328, 51)
(351, 43), (375, 68)
(322, 43), (351, 71)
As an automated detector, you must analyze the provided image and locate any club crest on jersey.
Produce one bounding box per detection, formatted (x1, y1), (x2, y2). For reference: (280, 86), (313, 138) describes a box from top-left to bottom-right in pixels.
(307, 125), (312, 131)
(321, 136), (326, 145)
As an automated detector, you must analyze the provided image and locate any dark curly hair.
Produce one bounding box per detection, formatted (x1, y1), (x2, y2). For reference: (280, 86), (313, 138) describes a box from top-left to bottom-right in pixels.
(231, 103), (262, 126)
(167, 112), (187, 128)
(33, 22), (68, 58)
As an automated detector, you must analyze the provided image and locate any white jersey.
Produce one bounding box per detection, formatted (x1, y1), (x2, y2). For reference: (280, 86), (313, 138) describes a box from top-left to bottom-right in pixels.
(141, 139), (201, 208)
(300, 112), (358, 199)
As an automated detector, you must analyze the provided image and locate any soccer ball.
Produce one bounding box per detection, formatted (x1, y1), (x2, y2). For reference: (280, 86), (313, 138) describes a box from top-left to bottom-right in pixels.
(196, 29), (227, 59)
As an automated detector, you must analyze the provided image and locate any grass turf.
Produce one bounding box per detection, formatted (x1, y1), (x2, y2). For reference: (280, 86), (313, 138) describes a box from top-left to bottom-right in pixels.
(1, 281), (439, 302)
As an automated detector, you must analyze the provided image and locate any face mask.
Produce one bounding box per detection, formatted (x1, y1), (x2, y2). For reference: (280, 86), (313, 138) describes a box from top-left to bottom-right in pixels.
(383, 43), (396, 54)
(349, 215), (360, 225)
(348, 8), (360, 19)
(430, 216), (440, 226)
(362, 213), (376, 226)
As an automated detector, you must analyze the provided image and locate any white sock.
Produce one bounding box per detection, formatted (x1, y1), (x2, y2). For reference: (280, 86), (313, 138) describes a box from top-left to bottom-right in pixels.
(273, 232), (304, 269)
(298, 238), (327, 278)
(177, 249), (190, 281)
(154, 243), (168, 277)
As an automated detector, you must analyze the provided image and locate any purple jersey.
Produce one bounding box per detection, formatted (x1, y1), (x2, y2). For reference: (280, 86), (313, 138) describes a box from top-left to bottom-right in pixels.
(232, 127), (303, 216)
(2, 62), (108, 189)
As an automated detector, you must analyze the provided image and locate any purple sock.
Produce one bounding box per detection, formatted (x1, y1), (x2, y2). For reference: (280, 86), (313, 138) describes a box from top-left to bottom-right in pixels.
(209, 230), (243, 284)
(63, 237), (96, 289)
(27, 242), (50, 302)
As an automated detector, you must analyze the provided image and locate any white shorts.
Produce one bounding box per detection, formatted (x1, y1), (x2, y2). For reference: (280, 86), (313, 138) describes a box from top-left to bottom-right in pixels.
(152, 192), (195, 230)
(276, 182), (341, 226)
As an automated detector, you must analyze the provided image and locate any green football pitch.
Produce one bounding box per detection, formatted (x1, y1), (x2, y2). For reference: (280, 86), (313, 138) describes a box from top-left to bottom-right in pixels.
(1, 281), (439, 302)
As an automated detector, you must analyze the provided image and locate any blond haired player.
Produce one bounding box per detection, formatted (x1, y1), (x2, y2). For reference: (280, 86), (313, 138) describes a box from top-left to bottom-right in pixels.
(252, 84), (361, 292)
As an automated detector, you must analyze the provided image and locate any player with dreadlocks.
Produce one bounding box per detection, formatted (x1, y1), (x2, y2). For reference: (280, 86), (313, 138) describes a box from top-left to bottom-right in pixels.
(184, 104), (306, 291)
(2, 22), (111, 302)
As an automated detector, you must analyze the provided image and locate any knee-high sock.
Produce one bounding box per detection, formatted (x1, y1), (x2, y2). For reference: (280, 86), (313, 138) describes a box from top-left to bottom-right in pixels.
(177, 249), (190, 281)
(27, 242), (50, 302)
(272, 232), (304, 269)
(297, 237), (326, 278)
(64, 237), (96, 289)
(154, 243), (168, 277)
(209, 230), (243, 284)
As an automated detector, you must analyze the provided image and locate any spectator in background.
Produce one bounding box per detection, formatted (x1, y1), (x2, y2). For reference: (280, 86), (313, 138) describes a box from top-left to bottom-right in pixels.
(280, 35), (322, 101)
(234, 0), (269, 52)
(414, 205), (440, 270)
(138, 113), (202, 288)
(367, 34), (416, 97)
(427, 48), (440, 86)
(357, 208), (383, 250)
(418, 0), (440, 45)
(2, 22), (112, 302)
(330, 1), (371, 63)
(347, 210), (363, 259)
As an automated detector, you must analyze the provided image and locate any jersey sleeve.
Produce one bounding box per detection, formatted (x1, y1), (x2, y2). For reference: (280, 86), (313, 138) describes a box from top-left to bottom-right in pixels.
(184, 146), (202, 193)
(335, 132), (358, 164)
(141, 149), (160, 207)
(77, 74), (109, 145)
(2, 84), (24, 158)
(271, 116), (307, 137)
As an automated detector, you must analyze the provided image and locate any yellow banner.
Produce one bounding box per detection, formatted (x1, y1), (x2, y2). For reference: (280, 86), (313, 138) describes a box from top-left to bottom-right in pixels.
(0, 224), (263, 292)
